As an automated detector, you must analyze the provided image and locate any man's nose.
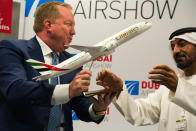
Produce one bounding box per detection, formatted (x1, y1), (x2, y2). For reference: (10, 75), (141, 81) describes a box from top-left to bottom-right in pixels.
(173, 45), (181, 53)
(71, 27), (76, 35)
(173, 45), (182, 58)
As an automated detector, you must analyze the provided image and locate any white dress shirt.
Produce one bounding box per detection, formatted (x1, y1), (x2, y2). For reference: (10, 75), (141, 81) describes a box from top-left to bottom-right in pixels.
(36, 36), (70, 105)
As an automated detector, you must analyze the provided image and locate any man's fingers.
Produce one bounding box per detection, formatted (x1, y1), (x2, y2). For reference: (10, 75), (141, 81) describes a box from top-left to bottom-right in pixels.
(149, 65), (177, 80)
(89, 96), (98, 104)
(149, 69), (171, 77)
(78, 74), (91, 81)
(151, 80), (167, 86)
(81, 86), (88, 92)
(78, 70), (92, 76)
(96, 70), (105, 81)
(110, 92), (118, 100)
(69, 70), (92, 98)
(96, 81), (103, 86)
(148, 75), (169, 81)
(152, 65), (175, 72)
(96, 70), (123, 90)
(98, 94), (104, 103)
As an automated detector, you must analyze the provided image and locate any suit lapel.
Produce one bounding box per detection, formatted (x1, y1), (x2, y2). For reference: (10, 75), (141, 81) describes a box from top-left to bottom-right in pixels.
(27, 37), (49, 83)
(27, 36), (45, 62)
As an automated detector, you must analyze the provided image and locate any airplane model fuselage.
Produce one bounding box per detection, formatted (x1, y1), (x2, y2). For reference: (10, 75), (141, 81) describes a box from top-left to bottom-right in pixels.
(27, 22), (152, 81)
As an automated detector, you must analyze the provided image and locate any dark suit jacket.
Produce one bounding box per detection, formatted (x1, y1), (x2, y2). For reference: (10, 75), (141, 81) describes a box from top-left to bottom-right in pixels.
(0, 37), (103, 131)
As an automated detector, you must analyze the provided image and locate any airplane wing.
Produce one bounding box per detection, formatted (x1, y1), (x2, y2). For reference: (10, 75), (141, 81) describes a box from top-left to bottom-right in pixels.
(69, 45), (105, 53)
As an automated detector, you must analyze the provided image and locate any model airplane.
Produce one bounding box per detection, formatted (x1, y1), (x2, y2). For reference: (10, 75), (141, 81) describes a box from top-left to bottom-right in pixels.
(26, 22), (152, 81)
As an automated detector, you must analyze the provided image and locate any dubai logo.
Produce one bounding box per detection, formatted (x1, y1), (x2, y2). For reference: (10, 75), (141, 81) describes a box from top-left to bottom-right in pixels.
(25, 0), (64, 17)
(125, 80), (139, 95)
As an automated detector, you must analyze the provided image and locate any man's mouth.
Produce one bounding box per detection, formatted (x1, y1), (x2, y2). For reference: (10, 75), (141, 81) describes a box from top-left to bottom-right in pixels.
(68, 37), (72, 43)
(174, 53), (186, 61)
(175, 56), (185, 63)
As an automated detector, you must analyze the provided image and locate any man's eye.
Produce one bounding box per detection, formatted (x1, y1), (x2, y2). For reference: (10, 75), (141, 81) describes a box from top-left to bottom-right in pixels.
(170, 43), (174, 51)
(178, 42), (186, 47)
(171, 45), (174, 51)
(65, 23), (72, 26)
(178, 40), (187, 47)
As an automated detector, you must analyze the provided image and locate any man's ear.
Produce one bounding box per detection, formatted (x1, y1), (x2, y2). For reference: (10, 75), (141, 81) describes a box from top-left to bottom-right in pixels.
(43, 19), (52, 32)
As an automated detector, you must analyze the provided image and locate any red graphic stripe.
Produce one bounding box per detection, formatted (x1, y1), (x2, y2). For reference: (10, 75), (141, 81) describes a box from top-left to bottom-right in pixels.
(39, 63), (69, 71)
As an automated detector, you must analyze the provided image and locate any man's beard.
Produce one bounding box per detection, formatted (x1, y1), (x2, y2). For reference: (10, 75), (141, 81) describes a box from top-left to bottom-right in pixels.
(176, 60), (192, 70)
(174, 53), (192, 70)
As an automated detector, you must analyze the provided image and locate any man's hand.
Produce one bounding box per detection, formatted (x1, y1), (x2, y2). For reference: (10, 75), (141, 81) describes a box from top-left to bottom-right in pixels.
(69, 70), (92, 98)
(148, 65), (178, 92)
(96, 70), (123, 89)
(90, 92), (117, 114)
(96, 70), (123, 98)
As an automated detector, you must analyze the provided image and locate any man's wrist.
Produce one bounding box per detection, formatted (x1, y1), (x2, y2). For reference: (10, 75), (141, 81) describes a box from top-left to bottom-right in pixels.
(89, 105), (104, 120)
(95, 110), (106, 115)
(92, 105), (106, 116)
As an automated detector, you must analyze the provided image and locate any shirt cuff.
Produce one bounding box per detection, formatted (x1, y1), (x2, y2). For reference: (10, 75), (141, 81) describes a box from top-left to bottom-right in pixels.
(168, 90), (175, 101)
(88, 104), (104, 120)
(51, 84), (70, 105)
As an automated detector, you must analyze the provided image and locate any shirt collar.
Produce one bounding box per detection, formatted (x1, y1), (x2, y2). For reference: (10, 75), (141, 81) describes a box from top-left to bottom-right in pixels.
(36, 35), (53, 56)
(178, 69), (196, 81)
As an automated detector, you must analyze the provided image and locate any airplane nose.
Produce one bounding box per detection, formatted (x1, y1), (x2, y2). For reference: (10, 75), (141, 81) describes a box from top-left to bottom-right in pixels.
(145, 22), (152, 27)
(142, 22), (152, 30)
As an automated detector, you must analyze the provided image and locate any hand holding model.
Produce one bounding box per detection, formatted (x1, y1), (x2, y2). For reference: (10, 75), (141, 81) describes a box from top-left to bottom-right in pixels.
(96, 70), (123, 98)
(69, 70), (92, 98)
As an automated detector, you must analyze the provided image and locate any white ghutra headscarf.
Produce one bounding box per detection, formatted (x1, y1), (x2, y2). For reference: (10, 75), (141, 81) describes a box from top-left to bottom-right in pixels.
(170, 32), (196, 45)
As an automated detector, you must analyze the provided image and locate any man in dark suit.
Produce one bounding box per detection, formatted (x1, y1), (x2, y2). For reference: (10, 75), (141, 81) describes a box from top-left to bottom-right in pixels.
(0, 1), (115, 131)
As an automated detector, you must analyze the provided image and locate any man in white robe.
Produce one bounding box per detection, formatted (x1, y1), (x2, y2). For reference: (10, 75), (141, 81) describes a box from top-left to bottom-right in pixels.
(96, 27), (196, 131)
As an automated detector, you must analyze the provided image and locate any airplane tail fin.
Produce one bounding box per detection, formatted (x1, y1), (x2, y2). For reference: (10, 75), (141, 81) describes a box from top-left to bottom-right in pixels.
(26, 59), (51, 73)
(26, 59), (70, 81)
(26, 59), (69, 72)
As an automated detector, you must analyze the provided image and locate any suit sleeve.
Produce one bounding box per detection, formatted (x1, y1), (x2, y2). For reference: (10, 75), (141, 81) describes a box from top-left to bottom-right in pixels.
(113, 85), (163, 126)
(0, 40), (54, 106)
(70, 95), (103, 123)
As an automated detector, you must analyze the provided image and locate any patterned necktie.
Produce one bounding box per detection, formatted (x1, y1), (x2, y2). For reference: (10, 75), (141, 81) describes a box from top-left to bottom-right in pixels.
(48, 52), (61, 131)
